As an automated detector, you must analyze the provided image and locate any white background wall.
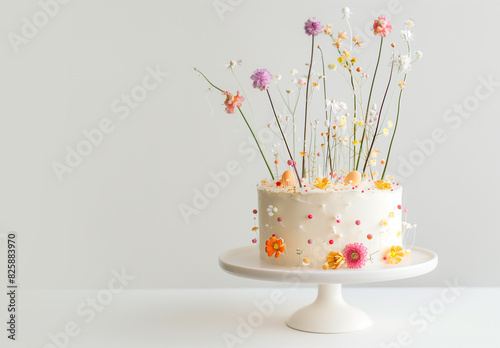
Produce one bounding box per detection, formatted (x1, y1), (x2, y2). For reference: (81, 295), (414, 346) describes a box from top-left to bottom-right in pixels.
(0, 0), (498, 289)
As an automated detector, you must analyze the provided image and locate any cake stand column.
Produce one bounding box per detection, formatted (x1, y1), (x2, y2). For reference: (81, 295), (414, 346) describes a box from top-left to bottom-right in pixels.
(286, 283), (372, 333)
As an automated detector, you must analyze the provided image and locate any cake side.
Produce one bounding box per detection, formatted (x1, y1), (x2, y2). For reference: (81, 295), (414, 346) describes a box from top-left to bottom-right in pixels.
(258, 184), (404, 269)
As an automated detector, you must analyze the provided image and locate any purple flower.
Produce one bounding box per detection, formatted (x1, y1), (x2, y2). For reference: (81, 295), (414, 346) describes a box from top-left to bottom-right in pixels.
(250, 69), (273, 91)
(304, 18), (323, 36)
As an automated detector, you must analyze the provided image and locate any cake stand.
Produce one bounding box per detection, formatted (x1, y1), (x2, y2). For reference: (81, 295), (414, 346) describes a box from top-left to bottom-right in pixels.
(219, 245), (438, 333)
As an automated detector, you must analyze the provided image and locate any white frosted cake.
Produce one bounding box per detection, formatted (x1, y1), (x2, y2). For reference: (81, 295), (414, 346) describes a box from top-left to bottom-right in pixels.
(256, 172), (409, 270)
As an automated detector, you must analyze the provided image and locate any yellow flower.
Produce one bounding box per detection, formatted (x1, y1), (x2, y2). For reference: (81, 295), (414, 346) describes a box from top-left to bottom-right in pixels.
(374, 180), (392, 190)
(338, 56), (345, 64)
(397, 231), (402, 237)
(314, 177), (331, 189)
(328, 63), (337, 70)
(404, 250), (411, 257)
(302, 257), (311, 266)
(380, 219), (388, 226)
(386, 245), (404, 264)
(251, 227), (259, 231)
(327, 251), (345, 269)
(398, 81), (405, 89)
(350, 58), (357, 64)
(322, 263), (329, 270)
(388, 121), (393, 128)
(352, 140), (360, 145)
(342, 49), (350, 57)
(371, 159), (376, 165)
(383, 128), (389, 136)
(389, 212), (395, 218)
(300, 151), (307, 156)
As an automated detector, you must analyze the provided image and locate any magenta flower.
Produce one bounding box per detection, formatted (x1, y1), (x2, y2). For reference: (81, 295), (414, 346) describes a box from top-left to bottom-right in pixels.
(250, 69), (273, 91)
(343, 243), (368, 269)
(304, 17), (323, 36)
(373, 15), (393, 37)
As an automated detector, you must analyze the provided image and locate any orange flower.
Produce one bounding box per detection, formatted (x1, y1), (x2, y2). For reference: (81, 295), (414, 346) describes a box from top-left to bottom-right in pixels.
(327, 251), (345, 269)
(314, 177), (331, 189)
(338, 31), (347, 40)
(386, 245), (404, 264)
(374, 180), (392, 190)
(353, 35), (364, 47)
(222, 90), (245, 114)
(333, 38), (342, 48)
(265, 236), (286, 258)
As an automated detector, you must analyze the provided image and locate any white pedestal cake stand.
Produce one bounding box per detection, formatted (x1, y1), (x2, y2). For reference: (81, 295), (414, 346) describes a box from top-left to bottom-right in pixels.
(219, 245), (438, 334)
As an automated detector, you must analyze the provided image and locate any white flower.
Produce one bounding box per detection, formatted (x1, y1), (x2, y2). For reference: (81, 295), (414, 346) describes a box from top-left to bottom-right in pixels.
(291, 69), (298, 75)
(401, 29), (414, 41)
(342, 7), (352, 19)
(324, 120), (330, 127)
(405, 18), (415, 28)
(326, 99), (347, 115)
(267, 205), (278, 216)
(391, 54), (411, 73)
(415, 50), (423, 59)
(274, 74), (282, 81)
(225, 60), (242, 69)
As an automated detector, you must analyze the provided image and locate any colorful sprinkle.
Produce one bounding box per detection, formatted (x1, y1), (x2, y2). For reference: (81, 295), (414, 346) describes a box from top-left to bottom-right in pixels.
(355, 220), (361, 225)
(308, 214), (313, 219)
(253, 209), (258, 214)
(397, 205), (401, 210)
(403, 208), (408, 213)
(277, 217), (282, 222)
(276, 181), (282, 186)
(329, 240), (334, 244)
(252, 238), (257, 243)
(367, 234), (373, 240)
(308, 239), (313, 244)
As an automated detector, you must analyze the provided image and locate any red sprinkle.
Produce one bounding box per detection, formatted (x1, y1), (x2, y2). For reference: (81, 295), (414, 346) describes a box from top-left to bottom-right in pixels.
(308, 214), (313, 219)
(308, 239), (313, 244)
(383, 256), (387, 260)
(276, 181), (282, 186)
(397, 205), (402, 210)
(272, 234), (275, 237)
(329, 240), (334, 244)
(355, 220), (361, 225)
(277, 217), (282, 222)
(253, 209), (258, 214)
(252, 238), (257, 244)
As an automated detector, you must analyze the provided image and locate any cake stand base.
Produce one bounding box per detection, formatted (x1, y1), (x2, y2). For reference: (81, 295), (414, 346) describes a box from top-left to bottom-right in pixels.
(286, 284), (371, 333)
(219, 246), (437, 334)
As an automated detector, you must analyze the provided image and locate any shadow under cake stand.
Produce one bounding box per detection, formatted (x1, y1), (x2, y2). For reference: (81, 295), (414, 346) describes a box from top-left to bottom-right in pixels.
(219, 245), (438, 334)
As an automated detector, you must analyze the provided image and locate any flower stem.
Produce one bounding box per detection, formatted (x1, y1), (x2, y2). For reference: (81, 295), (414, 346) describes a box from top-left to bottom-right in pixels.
(195, 68), (275, 180)
(356, 37), (383, 170)
(318, 46), (332, 177)
(362, 59), (394, 174)
(302, 36), (315, 179)
(382, 74), (407, 179)
(267, 89), (302, 187)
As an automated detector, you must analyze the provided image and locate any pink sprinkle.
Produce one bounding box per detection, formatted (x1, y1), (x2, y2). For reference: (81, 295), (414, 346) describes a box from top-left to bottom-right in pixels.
(404, 209), (408, 213)
(329, 240), (334, 244)
(361, 190), (364, 193)
(355, 220), (361, 225)
(317, 152), (321, 156)
(397, 205), (402, 210)
(367, 234), (373, 240)
(336, 220), (341, 223)
(287, 160), (294, 166)
(277, 217), (282, 222)
(307, 239), (313, 244)
(383, 256), (387, 260)
(308, 214), (313, 219)
(252, 238), (257, 244)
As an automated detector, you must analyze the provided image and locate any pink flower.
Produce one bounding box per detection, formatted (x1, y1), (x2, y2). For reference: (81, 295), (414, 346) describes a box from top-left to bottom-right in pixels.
(222, 90), (245, 114)
(304, 17), (323, 36)
(250, 69), (273, 91)
(343, 243), (368, 269)
(373, 15), (393, 37)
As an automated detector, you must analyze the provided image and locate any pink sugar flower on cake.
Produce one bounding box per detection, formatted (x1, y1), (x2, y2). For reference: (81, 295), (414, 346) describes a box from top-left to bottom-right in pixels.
(222, 90), (245, 114)
(250, 69), (273, 91)
(304, 17), (323, 36)
(343, 243), (368, 269)
(373, 15), (393, 37)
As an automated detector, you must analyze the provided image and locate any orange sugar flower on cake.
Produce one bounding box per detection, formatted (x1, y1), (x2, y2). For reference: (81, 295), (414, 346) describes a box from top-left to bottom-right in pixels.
(386, 245), (404, 264)
(265, 236), (286, 258)
(314, 177), (331, 189)
(327, 251), (345, 269)
(374, 180), (392, 190)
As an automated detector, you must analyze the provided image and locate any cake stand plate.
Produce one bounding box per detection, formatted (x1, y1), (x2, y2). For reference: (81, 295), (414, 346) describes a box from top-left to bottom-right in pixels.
(219, 245), (438, 333)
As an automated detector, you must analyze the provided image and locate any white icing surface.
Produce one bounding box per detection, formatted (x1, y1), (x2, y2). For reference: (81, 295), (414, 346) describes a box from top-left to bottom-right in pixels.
(258, 185), (403, 268)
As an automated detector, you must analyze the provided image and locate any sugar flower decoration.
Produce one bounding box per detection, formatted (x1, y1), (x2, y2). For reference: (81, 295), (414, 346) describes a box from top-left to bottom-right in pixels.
(267, 205), (278, 216)
(342, 7), (352, 19)
(343, 243), (368, 269)
(327, 251), (345, 269)
(265, 236), (286, 258)
(374, 180), (392, 190)
(314, 177), (331, 189)
(373, 15), (393, 37)
(304, 17), (323, 36)
(386, 245), (404, 264)
(222, 91), (245, 114)
(250, 69), (273, 91)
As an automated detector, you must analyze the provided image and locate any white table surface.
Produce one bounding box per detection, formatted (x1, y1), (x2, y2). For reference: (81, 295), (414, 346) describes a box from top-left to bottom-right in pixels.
(2, 287), (498, 348)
